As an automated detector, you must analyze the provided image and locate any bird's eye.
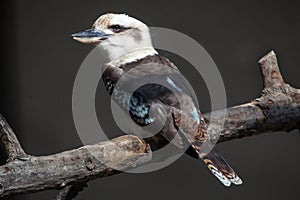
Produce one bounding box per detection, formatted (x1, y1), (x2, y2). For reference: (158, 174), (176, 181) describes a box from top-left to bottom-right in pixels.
(109, 25), (126, 33)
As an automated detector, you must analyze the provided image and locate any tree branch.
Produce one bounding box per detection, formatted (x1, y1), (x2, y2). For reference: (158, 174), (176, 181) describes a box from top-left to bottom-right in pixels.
(54, 181), (88, 200)
(0, 114), (27, 162)
(0, 51), (299, 199)
(211, 51), (300, 142)
(0, 134), (151, 198)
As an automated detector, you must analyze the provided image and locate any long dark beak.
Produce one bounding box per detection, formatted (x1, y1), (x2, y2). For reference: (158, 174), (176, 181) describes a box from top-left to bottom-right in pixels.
(71, 29), (112, 44)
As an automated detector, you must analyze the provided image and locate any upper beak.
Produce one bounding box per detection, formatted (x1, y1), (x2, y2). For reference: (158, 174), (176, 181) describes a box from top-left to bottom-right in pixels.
(71, 29), (112, 44)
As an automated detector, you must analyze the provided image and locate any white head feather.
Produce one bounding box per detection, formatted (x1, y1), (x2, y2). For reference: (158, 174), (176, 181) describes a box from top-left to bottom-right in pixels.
(74, 13), (157, 66)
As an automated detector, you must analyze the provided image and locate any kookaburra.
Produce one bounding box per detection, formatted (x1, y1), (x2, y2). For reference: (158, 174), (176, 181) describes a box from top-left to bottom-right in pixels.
(72, 13), (242, 186)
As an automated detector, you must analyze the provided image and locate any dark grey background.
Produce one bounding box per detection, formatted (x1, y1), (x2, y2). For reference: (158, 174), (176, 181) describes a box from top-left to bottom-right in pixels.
(1, 0), (299, 199)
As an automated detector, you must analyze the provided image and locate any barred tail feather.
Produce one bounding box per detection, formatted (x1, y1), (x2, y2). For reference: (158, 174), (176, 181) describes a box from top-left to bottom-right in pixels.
(180, 126), (242, 186)
(202, 148), (243, 187)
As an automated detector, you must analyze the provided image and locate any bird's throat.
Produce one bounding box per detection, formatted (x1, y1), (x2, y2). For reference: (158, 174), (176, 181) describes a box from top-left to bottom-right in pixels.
(107, 47), (158, 67)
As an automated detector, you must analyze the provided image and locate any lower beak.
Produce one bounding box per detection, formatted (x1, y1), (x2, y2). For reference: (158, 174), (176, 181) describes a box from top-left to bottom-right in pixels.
(71, 29), (111, 44)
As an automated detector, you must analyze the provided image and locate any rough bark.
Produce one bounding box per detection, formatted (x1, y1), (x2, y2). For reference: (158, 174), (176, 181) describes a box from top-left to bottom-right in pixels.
(0, 51), (299, 199)
(0, 133), (150, 198)
(0, 116), (27, 162)
(214, 51), (300, 142)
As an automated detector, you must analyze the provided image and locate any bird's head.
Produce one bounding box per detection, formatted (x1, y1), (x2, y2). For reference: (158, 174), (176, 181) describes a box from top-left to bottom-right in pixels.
(72, 13), (157, 63)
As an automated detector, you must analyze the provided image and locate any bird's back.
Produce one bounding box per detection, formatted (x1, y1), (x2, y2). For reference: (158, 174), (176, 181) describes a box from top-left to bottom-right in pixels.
(101, 54), (242, 186)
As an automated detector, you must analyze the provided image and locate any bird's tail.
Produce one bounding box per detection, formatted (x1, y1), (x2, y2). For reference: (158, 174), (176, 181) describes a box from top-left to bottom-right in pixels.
(177, 113), (242, 187)
(201, 147), (242, 187)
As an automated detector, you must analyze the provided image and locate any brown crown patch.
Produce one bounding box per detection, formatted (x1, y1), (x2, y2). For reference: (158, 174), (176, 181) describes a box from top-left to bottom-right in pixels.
(92, 13), (113, 29)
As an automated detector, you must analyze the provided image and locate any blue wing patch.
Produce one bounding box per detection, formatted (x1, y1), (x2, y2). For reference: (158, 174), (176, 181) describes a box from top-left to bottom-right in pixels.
(189, 108), (200, 124)
(166, 77), (182, 92)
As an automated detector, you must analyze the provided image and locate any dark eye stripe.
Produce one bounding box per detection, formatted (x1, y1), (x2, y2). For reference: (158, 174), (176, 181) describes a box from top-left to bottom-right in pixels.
(108, 25), (129, 33)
